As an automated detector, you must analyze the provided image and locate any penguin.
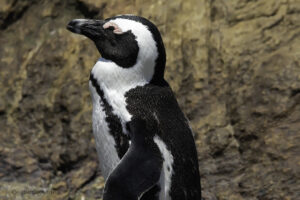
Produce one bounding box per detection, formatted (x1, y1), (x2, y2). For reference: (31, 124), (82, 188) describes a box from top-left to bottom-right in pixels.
(67, 15), (201, 200)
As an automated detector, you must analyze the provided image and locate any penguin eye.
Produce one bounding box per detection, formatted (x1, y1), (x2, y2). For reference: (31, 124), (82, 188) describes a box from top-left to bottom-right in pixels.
(103, 22), (123, 34)
(107, 26), (114, 31)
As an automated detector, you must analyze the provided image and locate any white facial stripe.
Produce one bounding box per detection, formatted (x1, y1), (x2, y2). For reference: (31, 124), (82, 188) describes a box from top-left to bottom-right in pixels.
(109, 18), (158, 82)
(154, 136), (174, 200)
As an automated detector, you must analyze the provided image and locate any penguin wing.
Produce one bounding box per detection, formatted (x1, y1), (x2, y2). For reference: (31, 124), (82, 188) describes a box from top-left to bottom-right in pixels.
(103, 118), (163, 200)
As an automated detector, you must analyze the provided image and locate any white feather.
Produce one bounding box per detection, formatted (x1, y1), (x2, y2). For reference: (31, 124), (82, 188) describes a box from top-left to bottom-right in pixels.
(89, 81), (120, 179)
(154, 136), (174, 200)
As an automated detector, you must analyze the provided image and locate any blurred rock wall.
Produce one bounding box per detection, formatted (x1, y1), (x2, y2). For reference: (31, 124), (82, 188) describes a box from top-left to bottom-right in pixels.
(0, 0), (299, 199)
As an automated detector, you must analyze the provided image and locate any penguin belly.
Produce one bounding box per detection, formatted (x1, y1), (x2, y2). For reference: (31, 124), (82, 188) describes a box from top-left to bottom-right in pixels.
(89, 81), (120, 179)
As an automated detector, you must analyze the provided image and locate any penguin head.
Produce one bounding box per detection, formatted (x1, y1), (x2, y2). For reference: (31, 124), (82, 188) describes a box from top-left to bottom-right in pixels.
(67, 15), (166, 84)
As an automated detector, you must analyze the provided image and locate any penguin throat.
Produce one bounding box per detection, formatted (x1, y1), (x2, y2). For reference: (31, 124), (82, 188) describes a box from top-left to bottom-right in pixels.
(92, 59), (152, 93)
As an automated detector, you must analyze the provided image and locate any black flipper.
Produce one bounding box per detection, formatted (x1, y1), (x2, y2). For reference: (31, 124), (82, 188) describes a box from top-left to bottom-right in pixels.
(103, 118), (163, 200)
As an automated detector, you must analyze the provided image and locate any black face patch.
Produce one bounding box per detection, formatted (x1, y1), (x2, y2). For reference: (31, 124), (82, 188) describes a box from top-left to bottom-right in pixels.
(94, 30), (139, 68)
(108, 15), (166, 84)
(66, 18), (139, 68)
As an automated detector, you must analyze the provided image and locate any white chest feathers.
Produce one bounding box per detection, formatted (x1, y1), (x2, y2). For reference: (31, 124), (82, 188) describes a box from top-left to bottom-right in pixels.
(89, 56), (154, 178)
(89, 81), (120, 179)
(154, 136), (174, 200)
(91, 58), (151, 132)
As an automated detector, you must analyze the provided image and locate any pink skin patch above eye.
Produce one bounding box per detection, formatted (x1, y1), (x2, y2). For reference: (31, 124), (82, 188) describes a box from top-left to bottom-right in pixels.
(103, 22), (123, 34)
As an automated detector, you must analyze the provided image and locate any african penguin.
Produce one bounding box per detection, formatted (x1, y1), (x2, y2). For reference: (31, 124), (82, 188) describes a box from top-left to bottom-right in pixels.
(67, 15), (201, 200)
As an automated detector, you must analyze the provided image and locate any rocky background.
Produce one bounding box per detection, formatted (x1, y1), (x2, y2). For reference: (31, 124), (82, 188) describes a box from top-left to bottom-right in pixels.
(0, 0), (299, 199)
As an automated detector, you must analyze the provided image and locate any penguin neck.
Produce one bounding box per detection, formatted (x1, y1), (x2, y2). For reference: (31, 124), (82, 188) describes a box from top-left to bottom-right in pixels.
(91, 58), (152, 94)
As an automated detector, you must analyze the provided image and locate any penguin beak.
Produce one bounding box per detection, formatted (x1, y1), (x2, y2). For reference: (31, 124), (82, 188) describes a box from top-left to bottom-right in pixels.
(67, 19), (106, 40)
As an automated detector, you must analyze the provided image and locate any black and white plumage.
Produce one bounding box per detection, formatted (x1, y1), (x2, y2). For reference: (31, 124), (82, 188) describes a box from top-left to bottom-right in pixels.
(67, 15), (201, 200)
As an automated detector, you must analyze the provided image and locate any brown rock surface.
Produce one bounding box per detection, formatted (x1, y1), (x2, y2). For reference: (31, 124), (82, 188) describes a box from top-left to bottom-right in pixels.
(0, 0), (299, 199)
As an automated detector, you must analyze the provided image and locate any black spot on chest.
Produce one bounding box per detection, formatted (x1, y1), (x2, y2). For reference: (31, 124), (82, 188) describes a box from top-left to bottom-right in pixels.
(90, 73), (129, 158)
